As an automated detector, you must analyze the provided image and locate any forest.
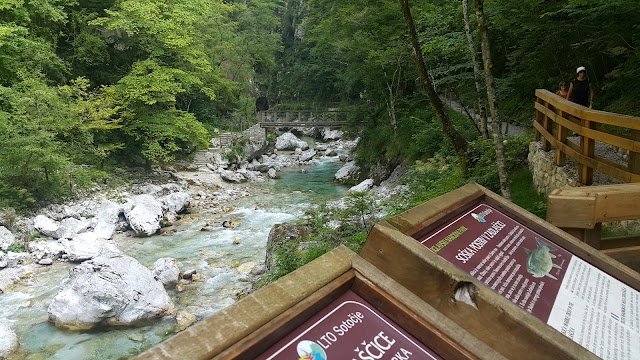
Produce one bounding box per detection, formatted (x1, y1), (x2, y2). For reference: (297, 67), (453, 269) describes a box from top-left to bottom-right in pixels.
(0, 0), (638, 210)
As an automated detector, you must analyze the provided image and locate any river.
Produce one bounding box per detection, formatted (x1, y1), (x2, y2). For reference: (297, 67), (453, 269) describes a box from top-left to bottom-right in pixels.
(0, 157), (349, 360)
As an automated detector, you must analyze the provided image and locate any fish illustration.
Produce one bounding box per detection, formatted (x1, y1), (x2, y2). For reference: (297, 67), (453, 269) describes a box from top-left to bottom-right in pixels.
(524, 237), (561, 280)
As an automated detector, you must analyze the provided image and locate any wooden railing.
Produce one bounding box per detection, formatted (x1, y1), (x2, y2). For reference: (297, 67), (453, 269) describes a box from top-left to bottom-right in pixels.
(257, 110), (350, 128)
(534, 89), (640, 185)
(547, 184), (640, 272)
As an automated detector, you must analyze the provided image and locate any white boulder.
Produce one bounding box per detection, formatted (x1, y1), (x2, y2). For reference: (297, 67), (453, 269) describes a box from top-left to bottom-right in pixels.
(299, 149), (317, 162)
(219, 170), (248, 183)
(162, 192), (190, 219)
(57, 217), (91, 239)
(335, 161), (360, 183)
(322, 127), (343, 141)
(0, 226), (15, 251)
(0, 320), (19, 358)
(94, 201), (123, 240)
(124, 195), (164, 237)
(33, 215), (90, 240)
(48, 253), (174, 330)
(349, 178), (375, 192)
(151, 258), (181, 287)
(275, 132), (309, 151)
(65, 233), (121, 262)
(29, 240), (66, 261)
(34, 215), (59, 238)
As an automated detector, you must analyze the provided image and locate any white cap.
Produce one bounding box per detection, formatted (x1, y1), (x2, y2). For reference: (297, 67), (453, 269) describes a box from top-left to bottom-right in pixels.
(576, 66), (586, 73)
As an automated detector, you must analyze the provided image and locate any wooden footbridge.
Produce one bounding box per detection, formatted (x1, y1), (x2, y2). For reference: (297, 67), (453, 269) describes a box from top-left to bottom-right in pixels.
(257, 110), (350, 128)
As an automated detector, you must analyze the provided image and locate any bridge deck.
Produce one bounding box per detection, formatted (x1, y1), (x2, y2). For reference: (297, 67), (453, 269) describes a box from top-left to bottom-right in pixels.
(259, 121), (350, 128)
(257, 109), (352, 128)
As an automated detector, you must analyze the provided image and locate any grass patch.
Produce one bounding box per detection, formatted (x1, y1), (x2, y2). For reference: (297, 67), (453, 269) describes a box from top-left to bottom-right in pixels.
(509, 168), (547, 219)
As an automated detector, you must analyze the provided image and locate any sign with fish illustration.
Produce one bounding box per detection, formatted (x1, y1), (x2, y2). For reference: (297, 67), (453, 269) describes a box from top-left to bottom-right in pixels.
(256, 290), (441, 360)
(418, 203), (640, 360)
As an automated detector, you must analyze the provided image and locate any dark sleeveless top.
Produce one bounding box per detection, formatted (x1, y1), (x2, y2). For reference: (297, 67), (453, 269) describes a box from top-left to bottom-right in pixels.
(570, 79), (590, 106)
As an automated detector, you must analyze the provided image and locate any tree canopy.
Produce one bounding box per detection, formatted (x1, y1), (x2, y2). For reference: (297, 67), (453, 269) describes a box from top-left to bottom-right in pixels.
(0, 0), (281, 208)
(1, 0), (638, 208)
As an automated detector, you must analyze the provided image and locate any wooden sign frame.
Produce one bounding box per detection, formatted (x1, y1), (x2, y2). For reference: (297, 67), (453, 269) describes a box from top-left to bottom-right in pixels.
(134, 246), (506, 360)
(361, 183), (640, 360)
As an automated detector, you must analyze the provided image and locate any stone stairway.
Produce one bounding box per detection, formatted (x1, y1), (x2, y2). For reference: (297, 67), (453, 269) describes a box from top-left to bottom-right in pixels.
(193, 148), (216, 168)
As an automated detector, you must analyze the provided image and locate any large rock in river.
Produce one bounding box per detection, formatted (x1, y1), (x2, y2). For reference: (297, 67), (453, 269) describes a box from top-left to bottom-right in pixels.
(151, 257), (180, 287)
(275, 132), (309, 151)
(335, 161), (360, 184)
(48, 253), (174, 330)
(64, 232), (121, 262)
(299, 149), (317, 162)
(94, 201), (123, 240)
(161, 192), (190, 217)
(0, 320), (19, 358)
(124, 195), (164, 237)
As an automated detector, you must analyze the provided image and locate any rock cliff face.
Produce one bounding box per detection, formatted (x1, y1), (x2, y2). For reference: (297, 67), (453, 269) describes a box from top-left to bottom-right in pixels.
(48, 253), (174, 330)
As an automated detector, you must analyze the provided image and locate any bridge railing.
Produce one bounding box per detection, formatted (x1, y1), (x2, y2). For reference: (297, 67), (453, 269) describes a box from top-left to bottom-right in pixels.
(534, 89), (640, 185)
(257, 110), (350, 127)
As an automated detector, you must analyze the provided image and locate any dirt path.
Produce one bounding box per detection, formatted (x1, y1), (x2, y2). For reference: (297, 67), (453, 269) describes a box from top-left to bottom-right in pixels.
(441, 97), (527, 136)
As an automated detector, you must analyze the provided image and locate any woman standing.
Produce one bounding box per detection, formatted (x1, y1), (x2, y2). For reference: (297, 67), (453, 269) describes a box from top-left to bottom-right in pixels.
(567, 66), (594, 108)
(556, 81), (568, 99)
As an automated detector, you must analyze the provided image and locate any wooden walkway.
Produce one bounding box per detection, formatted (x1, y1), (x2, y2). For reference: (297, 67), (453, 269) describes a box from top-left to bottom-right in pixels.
(534, 89), (640, 185)
(257, 110), (350, 128)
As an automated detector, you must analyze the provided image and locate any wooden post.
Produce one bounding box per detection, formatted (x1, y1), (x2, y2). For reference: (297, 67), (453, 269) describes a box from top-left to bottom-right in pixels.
(602, 245), (640, 273)
(534, 99), (543, 142)
(579, 119), (595, 185)
(563, 224), (601, 250)
(555, 110), (568, 166)
(536, 99), (552, 151)
(628, 129), (640, 176)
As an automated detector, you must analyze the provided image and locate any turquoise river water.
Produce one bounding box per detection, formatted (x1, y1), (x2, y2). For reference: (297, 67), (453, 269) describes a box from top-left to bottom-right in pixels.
(0, 158), (348, 360)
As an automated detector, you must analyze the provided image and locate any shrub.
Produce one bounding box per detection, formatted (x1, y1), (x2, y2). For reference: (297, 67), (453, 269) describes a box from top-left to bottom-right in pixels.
(7, 241), (26, 253)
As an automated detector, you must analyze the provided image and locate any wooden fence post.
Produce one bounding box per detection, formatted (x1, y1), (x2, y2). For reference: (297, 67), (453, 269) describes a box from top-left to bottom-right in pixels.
(629, 129), (640, 175)
(535, 99), (552, 151)
(555, 110), (568, 166)
(579, 118), (595, 185)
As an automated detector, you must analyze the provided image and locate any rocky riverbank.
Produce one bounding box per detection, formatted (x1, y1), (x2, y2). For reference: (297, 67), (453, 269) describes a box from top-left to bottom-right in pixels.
(0, 128), (368, 358)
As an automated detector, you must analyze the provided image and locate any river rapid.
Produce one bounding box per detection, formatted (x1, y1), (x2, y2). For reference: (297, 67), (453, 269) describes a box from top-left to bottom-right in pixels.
(0, 157), (349, 360)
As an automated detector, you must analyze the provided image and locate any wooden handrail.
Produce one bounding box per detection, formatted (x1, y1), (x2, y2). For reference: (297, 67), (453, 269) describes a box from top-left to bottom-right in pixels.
(546, 183), (640, 271)
(533, 89), (640, 185)
(256, 109), (351, 128)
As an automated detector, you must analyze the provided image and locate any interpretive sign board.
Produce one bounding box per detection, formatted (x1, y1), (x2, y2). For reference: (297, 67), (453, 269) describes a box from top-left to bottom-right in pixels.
(256, 290), (441, 360)
(133, 246), (505, 360)
(362, 183), (640, 360)
(420, 202), (639, 359)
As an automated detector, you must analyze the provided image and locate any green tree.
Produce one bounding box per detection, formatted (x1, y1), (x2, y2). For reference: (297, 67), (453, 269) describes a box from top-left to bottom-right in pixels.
(0, 78), (74, 205)
(0, 0), (68, 85)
